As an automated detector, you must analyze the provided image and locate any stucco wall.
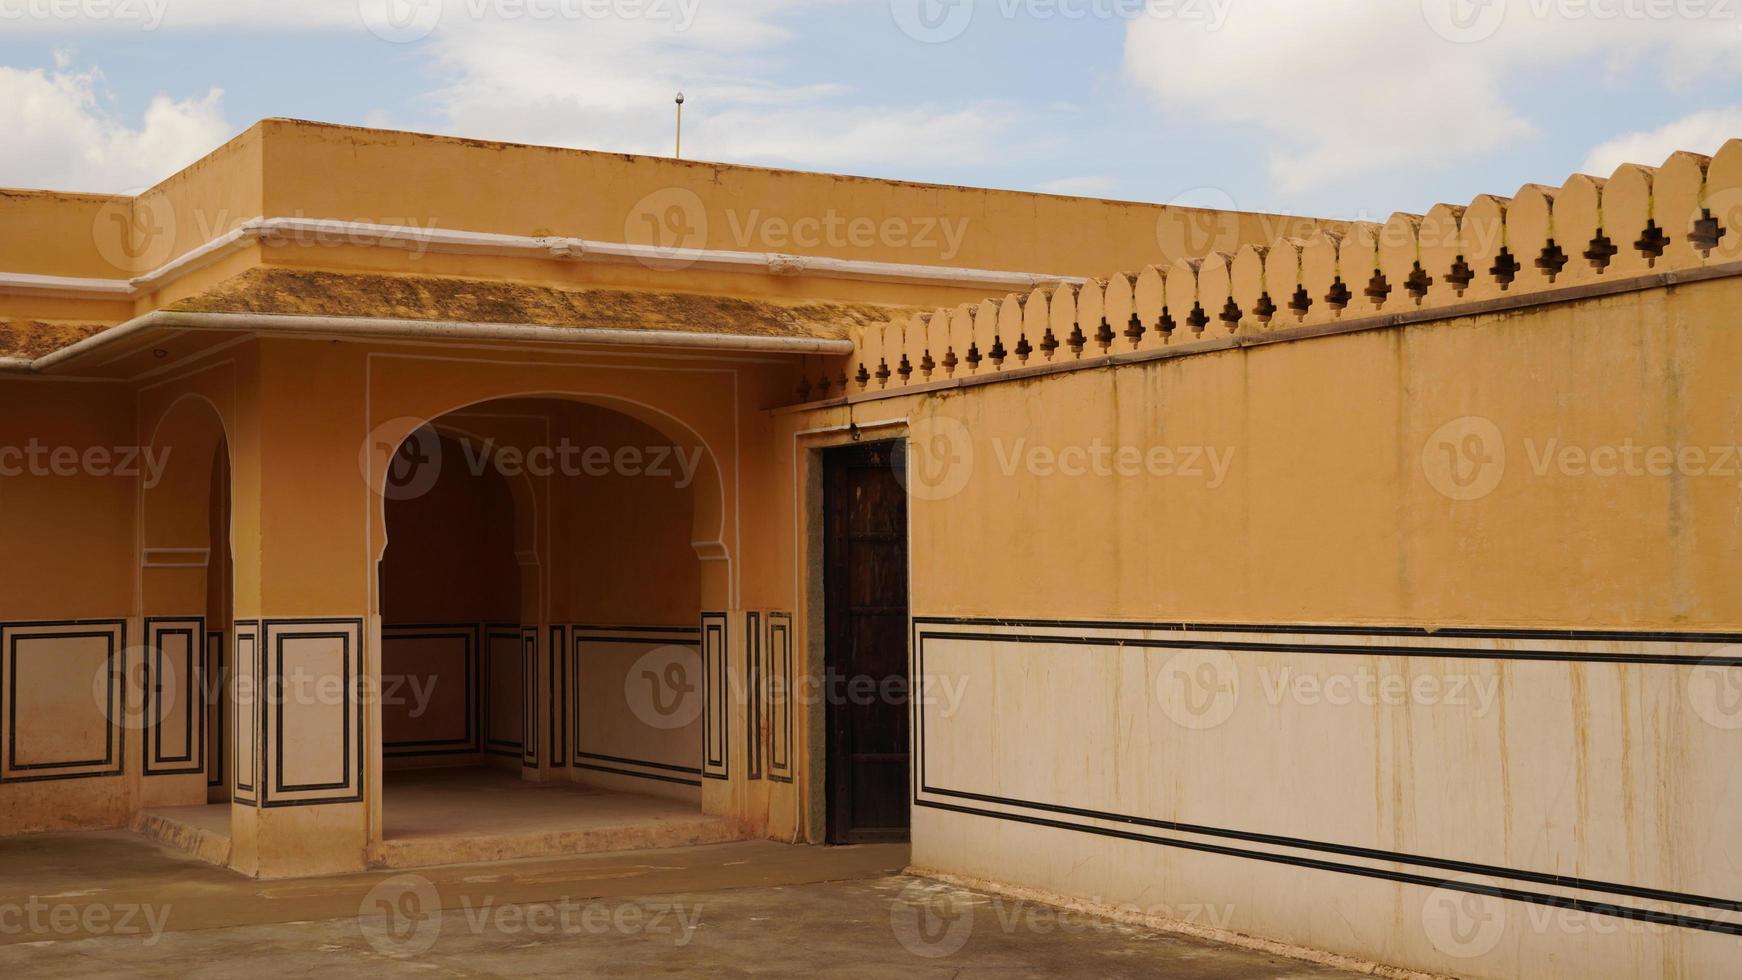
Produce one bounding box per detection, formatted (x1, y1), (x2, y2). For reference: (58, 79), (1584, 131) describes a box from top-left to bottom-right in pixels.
(0, 381), (138, 833)
(778, 276), (1742, 977)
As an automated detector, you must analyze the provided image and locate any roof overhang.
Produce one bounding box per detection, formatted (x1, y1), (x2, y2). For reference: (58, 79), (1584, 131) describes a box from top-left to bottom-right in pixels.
(0, 216), (1087, 304)
(0, 308), (856, 379)
(0, 265), (902, 378)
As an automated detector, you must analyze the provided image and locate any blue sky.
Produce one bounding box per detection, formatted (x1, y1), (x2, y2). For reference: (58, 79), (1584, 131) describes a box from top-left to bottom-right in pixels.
(1, 0), (1738, 223)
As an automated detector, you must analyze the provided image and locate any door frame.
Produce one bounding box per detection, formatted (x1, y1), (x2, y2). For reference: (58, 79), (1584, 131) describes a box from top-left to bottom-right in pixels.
(795, 419), (912, 845)
(819, 435), (913, 844)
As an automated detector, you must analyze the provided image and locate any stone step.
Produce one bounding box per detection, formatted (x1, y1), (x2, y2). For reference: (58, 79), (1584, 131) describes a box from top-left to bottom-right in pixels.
(375, 813), (746, 870)
(132, 807), (232, 869)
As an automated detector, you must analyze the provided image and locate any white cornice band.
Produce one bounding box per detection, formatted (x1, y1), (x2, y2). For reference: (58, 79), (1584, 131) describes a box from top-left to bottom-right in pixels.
(0, 308), (856, 376)
(0, 216), (1086, 301)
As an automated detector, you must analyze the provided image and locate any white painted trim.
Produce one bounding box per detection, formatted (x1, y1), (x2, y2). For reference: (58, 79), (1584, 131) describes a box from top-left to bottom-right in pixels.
(2, 308), (855, 375)
(0, 215), (1086, 301)
(362, 353), (744, 620)
(141, 546), (212, 568)
(161, 312), (855, 354)
(0, 271), (135, 300)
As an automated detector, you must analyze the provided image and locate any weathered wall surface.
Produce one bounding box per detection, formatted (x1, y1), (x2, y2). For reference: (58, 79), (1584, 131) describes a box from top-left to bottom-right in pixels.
(252, 119), (1317, 284)
(0, 381), (138, 833)
(779, 276), (1742, 978)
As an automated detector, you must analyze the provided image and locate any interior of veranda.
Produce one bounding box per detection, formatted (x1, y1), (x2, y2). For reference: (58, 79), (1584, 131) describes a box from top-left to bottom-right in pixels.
(138, 397), (743, 870)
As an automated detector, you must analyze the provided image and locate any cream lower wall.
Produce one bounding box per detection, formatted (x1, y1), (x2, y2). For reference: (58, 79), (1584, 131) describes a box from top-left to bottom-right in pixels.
(0, 623), (131, 833)
(913, 621), (1740, 978)
(570, 627), (704, 802)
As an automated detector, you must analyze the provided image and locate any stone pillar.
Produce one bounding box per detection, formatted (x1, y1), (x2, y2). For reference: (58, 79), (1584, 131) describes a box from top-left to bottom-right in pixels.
(226, 340), (373, 878)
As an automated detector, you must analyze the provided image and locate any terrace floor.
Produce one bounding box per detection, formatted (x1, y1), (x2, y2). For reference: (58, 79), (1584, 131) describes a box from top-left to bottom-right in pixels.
(134, 766), (743, 871)
(0, 831), (1365, 978)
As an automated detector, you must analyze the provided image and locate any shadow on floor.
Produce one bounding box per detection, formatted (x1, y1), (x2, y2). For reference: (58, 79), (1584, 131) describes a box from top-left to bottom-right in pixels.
(0, 830), (907, 944)
(0, 830), (1364, 978)
(135, 766), (747, 871)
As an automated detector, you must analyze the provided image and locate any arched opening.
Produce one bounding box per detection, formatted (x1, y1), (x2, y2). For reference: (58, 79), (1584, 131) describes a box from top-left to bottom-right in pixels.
(374, 396), (735, 866)
(379, 431), (521, 772)
(135, 395), (235, 856)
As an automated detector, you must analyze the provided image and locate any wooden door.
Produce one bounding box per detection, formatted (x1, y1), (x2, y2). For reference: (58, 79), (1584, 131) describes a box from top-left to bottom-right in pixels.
(824, 441), (911, 843)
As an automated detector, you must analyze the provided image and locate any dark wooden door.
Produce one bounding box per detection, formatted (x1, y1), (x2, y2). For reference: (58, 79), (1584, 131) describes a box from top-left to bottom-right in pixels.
(824, 441), (911, 843)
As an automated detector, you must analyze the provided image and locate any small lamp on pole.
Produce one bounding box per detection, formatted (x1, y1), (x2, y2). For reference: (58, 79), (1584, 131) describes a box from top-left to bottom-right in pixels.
(674, 91), (685, 160)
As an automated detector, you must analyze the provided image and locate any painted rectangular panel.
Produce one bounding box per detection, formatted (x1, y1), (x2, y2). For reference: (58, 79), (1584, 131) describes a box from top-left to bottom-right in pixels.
(381, 625), (477, 757)
(144, 617), (204, 776)
(0, 621), (126, 783)
(766, 612), (794, 783)
(571, 626), (703, 788)
(914, 618), (1742, 938)
(745, 612), (763, 780)
(205, 631), (225, 788)
(701, 612), (729, 781)
(485, 626), (523, 757)
(521, 627), (538, 768)
(260, 619), (363, 808)
(549, 625), (566, 767)
(232, 622), (258, 804)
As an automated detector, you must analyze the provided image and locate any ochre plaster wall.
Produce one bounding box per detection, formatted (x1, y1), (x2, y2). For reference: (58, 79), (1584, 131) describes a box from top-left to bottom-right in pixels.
(253, 119), (1313, 281)
(0, 381), (138, 834)
(773, 277), (1742, 979)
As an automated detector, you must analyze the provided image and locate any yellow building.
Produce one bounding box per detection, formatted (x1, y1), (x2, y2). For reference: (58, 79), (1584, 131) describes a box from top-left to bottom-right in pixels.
(2, 119), (1738, 978)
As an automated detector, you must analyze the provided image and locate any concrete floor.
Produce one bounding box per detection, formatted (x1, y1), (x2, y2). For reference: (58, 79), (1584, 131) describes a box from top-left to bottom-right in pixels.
(136, 768), (746, 870)
(0, 831), (1364, 977)
(378, 767), (744, 867)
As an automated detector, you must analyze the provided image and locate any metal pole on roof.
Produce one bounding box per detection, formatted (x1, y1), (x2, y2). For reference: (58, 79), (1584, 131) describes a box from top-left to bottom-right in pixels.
(675, 91), (685, 159)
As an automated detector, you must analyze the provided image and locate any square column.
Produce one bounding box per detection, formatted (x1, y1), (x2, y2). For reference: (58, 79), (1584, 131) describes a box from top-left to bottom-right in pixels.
(226, 340), (375, 878)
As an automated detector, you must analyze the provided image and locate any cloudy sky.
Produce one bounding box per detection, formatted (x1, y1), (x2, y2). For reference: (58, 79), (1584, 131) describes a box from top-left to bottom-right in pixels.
(0, 0), (1738, 222)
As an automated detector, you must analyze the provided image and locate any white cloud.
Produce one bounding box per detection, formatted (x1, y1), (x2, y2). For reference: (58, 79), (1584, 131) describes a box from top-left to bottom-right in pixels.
(0, 2), (1023, 182)
(0, 0), (358, 33)
(694, 105), (1016, 170)
(1123, 0), (1742, 193)
(0, 62), (232, 191)
(419, 2), (1019, 170)
(1583, 107), (1742, 174)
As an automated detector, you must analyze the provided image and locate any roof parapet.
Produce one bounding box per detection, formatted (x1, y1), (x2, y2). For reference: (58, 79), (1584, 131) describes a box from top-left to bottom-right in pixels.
(819, 139), (1742, 402)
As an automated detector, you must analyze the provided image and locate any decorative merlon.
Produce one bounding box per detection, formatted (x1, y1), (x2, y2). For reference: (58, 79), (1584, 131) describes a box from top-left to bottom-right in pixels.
(818, 140), (1742, 402)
